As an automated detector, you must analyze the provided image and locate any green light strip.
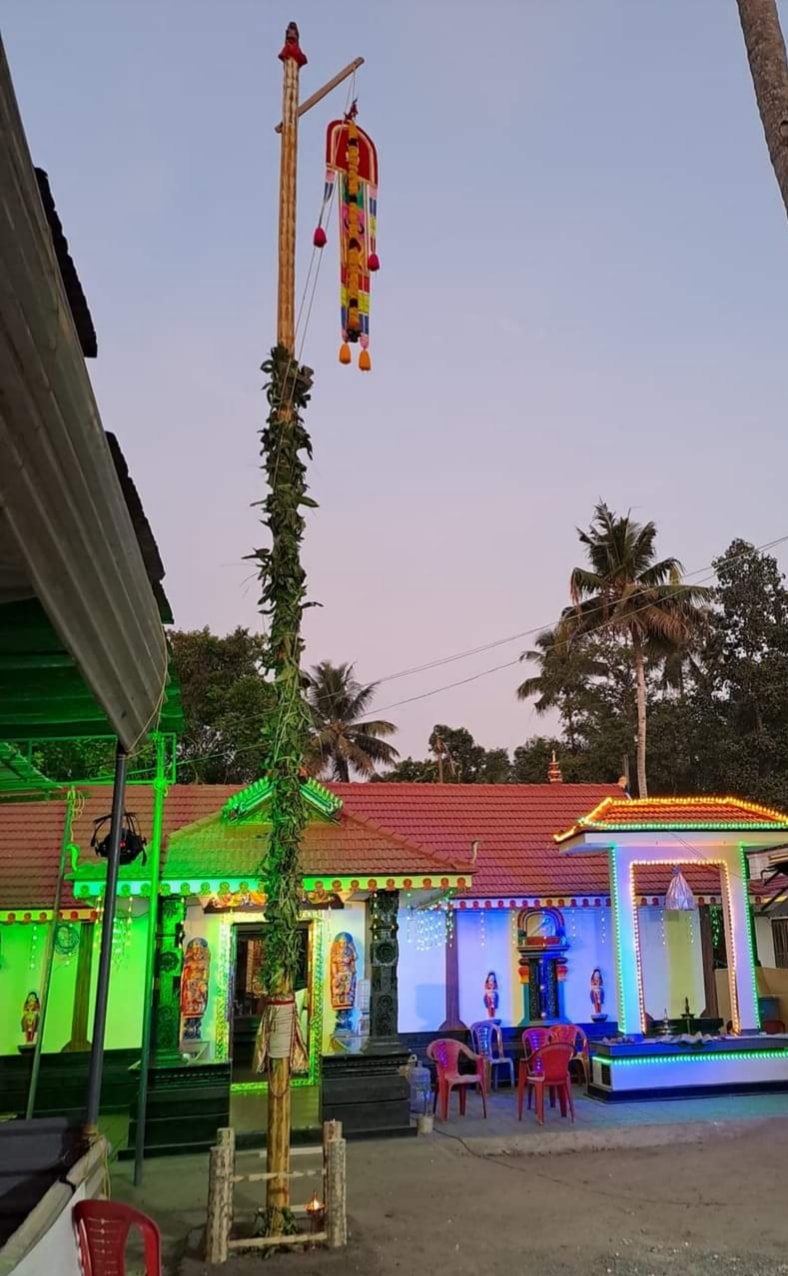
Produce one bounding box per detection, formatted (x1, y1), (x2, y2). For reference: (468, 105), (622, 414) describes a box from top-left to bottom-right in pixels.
(230, 1077), (316, 1094)
(741, 846), (762, 1031)
(221, 775), (341, 822)
(591, 1049), (788, 1066)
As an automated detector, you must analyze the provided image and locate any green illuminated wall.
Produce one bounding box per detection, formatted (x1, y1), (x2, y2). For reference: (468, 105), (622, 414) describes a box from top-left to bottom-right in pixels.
(0, 924), (78, 1055)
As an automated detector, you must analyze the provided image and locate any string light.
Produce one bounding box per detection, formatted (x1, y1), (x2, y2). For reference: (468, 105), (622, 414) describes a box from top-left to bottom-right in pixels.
(558, 794), (788, 842)
(479, 909), (486, 950)
(29, 923), (40, 972)
(444, 902), (454, 944)
(625, 859), (742, 1034)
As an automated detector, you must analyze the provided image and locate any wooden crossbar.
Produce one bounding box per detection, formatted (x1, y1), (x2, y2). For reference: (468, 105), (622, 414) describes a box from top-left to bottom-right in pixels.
(239, 1144), (320, 1160)
(228, 1232), (327, 1251)
(233, 1168), (322, 1184)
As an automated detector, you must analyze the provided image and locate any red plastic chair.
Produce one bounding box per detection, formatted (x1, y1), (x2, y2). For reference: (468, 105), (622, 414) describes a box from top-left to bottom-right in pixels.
(518, 1042), (575, 1125)
(73, 1200), (162, 1276)
(427, 1038), (487, 1120)
(549, 1023), (590, 1086)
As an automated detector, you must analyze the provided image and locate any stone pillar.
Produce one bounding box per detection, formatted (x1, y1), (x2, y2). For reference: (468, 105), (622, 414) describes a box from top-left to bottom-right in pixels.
(365, 890), (400, 1053)
(152, 896), (186, 1064)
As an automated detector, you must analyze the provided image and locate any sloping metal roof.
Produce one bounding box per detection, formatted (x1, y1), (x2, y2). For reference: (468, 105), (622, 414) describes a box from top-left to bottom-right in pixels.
(0, 36), (173, 751)
(0, 742), (58, 798)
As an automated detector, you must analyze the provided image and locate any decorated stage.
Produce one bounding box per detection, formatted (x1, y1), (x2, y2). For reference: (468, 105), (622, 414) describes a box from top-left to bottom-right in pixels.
(588, 1034), (788, 1100)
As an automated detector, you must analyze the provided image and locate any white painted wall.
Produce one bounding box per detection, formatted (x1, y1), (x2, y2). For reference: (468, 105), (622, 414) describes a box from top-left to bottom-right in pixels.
(637, 907), (705, 1021)
(563, 908), (617, 1025)
(0, 905), (149, 1057)
(397, 907), (446, 1031)
(457, 909), (516, 1028)
(397, 906), (617, 1033)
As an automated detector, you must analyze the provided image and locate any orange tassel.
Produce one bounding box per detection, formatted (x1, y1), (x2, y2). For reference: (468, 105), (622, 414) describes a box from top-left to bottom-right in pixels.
(359, 348), (371, 372)
(339, 343), (351, 365)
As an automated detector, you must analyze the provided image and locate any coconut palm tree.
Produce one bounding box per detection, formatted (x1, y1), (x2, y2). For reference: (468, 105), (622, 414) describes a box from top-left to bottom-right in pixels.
(304, 661), (399, 781)
(516, 628), (608, 752)
(563, 502), (709, 799)
(737, 0), (788, 220)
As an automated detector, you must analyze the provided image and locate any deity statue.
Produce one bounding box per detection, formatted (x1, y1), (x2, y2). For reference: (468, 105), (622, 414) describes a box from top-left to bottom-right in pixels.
(589, 967), (607, 1021)
(21, 991), (41, 1045)
(483, 971), (499, 1019)
(180, 937), (211, 1040)
(330, 932), (357, 1033)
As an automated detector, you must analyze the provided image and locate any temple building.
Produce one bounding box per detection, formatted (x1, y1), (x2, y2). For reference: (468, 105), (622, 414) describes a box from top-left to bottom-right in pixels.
(3, 772), (788, 1150)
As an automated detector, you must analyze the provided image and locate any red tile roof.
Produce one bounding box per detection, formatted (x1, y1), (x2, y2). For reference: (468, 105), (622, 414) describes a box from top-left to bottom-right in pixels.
(161, 803), (469, 882)
(561, 796), (788, 832)
(3, 783), (782, 909)
(0, 800), (74, 910)
(333, 783), (621, 896)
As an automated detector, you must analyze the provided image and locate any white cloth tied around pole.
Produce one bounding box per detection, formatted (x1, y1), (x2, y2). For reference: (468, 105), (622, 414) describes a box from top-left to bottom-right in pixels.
(253, 997), (309, 1072)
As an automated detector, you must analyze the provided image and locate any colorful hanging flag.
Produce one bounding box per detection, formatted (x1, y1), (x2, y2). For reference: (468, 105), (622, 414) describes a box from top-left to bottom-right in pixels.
(314, 104), (379, 371)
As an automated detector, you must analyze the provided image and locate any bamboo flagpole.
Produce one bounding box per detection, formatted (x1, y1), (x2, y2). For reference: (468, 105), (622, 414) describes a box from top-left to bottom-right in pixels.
(262, 21), (306, 1236)
(260, 23), (363, 1238)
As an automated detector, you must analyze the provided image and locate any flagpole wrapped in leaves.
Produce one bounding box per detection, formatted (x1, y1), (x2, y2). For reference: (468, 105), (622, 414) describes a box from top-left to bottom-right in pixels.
(314, 103), (379, 371)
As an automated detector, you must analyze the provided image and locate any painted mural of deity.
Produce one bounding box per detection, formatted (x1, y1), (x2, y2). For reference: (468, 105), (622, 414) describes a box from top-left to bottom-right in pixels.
(21, 991), (41, 1045)
(180, 937), (211, 1040)
(590, 967), (607, 1021)
(483, 971), (499, 1019)
(330, 932), (357, 1033)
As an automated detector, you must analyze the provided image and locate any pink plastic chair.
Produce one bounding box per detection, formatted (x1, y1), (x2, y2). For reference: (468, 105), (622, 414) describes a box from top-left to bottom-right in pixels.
(518, 1042), (575, 1125)
(73, 1200), (162, 1276)
(427, 1038), (487, 1120)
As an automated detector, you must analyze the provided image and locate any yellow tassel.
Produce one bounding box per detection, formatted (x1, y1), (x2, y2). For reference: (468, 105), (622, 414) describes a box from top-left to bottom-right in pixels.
(359, 348), (371, 372)
(339, 343), (351, 365)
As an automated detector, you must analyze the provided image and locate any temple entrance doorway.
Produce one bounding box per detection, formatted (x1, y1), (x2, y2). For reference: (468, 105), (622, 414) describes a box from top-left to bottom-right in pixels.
(230, 921), (311, 1084)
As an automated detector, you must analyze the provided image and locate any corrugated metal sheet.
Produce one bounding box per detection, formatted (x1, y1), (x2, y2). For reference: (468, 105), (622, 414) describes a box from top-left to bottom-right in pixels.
(0, 37), (169, 752)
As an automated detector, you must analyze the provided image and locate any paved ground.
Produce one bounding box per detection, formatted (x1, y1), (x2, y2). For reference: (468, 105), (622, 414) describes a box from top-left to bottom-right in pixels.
(114, 1093), (788, 1276)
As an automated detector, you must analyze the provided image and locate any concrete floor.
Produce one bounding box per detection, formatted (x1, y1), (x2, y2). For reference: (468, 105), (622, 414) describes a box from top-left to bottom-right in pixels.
(114, 1090), (788, 1275)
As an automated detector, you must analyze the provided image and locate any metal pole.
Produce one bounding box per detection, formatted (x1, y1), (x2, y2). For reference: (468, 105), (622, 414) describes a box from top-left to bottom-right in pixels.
(84, 743), (128, 1133)
(133, 733), (167, 1184)
(26, 787), (75, 1120)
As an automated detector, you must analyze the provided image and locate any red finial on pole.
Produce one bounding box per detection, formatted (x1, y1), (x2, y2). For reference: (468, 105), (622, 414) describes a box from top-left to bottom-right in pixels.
(279, 21), (308, 68)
